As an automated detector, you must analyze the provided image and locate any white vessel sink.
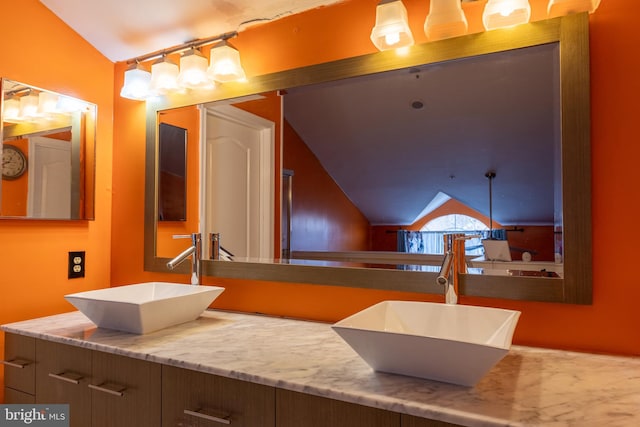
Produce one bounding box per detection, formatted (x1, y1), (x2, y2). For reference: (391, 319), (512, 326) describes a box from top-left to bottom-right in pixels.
(65, 282), (225, 334)
(332, 300), (520, 386)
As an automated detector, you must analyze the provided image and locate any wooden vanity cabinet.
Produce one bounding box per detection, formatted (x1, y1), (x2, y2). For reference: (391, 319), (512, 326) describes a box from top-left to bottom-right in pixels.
(162, 365), (275, 427)
(35, 339), (92, 426)
(276, 388), (400, 427)
(5, 335), (464, 426)
(9, 337), (160, 427)
(2, 333), (36, 403)
(91, 350), (161, 427)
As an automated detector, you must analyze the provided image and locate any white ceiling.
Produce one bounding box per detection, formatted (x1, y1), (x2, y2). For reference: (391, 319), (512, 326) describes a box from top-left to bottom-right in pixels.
(39, 0), (342, 62)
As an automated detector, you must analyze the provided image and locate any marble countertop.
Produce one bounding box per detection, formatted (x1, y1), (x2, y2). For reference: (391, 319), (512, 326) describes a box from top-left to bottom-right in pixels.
(3, 310), (640, 426)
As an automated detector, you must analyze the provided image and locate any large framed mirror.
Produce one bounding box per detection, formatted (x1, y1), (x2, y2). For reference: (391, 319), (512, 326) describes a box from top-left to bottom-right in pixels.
(1, 79), (97, 220)
(145, 14), (591, 304)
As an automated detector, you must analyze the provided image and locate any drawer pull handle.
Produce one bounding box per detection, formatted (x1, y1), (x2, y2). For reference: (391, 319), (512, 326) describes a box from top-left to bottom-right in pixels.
(49, 372), (83, 385)
(1, 358), (31, 369)
(89, 382), (126, 397)
(184, 408), (231, 425)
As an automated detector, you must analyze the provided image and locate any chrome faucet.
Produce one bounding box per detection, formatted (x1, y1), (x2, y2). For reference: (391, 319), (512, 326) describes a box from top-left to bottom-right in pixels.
(436, 233), (477, 304)
(167, 233), (202, 285)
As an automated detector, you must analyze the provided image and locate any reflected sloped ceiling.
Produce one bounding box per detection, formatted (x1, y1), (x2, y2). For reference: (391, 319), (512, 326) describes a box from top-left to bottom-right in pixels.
(284, 43), (561, 226)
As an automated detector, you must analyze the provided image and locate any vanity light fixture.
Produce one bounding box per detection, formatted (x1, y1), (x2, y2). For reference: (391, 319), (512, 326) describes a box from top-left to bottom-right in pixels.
(19, 91), (40, 119)
(120, 63), (152, 100)
(178, 48), (214, 90)
(370, 0), (415, 51)
(207, 41), (247, 83)
(547, 0), (601, 17)
(3, 96), (21, 122)
(424, 0), (468, 41)
(150, 55), (180, 95)
(483, 0), (531, 30)
(38, 91), (59, 115)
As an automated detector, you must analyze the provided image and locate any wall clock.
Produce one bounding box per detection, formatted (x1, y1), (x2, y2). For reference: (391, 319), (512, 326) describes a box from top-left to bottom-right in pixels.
(2, 144), (27, 180)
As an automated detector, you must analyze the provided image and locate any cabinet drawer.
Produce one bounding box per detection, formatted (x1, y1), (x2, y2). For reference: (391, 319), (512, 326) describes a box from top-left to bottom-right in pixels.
(91, 351), (161, 427)
(162, 365), (275, 427)
(4, 387), (36, 404)
(276, 388), (400, 427)
(35, 339), (92, 427)
(2, 333), (35, 396)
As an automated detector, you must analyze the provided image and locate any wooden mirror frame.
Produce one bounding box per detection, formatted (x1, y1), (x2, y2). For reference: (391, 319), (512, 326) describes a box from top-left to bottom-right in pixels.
(144, 14), (591, 304)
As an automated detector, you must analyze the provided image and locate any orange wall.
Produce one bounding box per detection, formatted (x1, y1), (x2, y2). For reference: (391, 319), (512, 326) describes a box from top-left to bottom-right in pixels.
(283, 120), (370, 252)
(109, 0), (639, 357)
(0, 0), (114, 402)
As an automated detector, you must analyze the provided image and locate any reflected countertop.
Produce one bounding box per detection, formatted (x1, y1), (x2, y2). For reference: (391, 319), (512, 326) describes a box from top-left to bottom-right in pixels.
(3, 310), (639, 426)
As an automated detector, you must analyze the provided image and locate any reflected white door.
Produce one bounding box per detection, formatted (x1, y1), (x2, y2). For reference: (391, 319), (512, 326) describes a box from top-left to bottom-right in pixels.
(27, 136), (71, 218)
(202, 105), (274, 259)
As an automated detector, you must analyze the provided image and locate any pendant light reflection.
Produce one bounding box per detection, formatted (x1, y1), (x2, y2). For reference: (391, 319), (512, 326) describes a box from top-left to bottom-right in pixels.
(120, 63), (152, 100)
(38, 91), (59, 115)
(178, 48), (214, 90)
(483, 0), (531, 30)
(3, 96), (21, 122)
(208, 41), (247, 83)
(150, 56), (179, 94)
(20, 91), (40, 119)
(424, 0), (468, 41)
(370, 0), (414, 51)
(547, 0), (601, 18)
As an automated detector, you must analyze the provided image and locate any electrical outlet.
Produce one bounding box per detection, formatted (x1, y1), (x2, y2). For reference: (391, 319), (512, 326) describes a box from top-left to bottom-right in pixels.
(68, 251), (85, 279)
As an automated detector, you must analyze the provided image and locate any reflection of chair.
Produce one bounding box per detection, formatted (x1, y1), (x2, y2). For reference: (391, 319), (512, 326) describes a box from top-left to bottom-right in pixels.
(482, 239), (512, 262)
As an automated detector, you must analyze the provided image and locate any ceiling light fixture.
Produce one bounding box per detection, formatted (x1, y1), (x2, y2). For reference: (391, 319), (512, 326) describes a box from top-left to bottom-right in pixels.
(425, 0), (468, 41)
(150, 55), (180, 95)
(38, 91), (59, 115)
(3, 96), (21, 122)
(178, 48), (214, 90)
(483, 0), (531, 30)
(208, 41), (247, 83)
(120, 63), (152, 100)
(19, 91), (40, 119)
(120, 31), (244, 100)
(370, 0), (415, 51)
(547, 0), (601, 18)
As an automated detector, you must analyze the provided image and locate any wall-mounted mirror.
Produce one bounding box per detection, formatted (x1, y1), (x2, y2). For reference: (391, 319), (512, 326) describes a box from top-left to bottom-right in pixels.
(1, 79), (97, 220)
(145, 14), (591, 304)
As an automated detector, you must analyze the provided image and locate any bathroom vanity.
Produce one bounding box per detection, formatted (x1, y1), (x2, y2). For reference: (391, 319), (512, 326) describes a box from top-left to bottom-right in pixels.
(3, 310), (639, 426)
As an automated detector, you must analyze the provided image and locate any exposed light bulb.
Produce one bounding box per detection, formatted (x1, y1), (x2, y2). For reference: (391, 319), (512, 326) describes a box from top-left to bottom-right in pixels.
(385, 32), (401, 46)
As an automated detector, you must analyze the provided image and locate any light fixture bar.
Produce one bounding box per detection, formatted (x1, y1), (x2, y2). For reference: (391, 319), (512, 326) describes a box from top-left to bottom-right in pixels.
(125, 31), (238, 65)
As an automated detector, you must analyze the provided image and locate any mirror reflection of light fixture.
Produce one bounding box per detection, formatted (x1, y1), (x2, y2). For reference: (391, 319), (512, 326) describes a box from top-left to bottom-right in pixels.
(178, 48), (214, 90)
(38, 91), (59, 115)
(424, 0), (468, 41)
(3, 96), (21, 122)
(483, 0), (531, 30)
(207, 41), (247, 83)
(547, 0), (601, 17)
(19, 91), (40, 119)
(370, 0), (415, 51)
(120, 63), (152, 100)
(151, 55), (180, 95)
